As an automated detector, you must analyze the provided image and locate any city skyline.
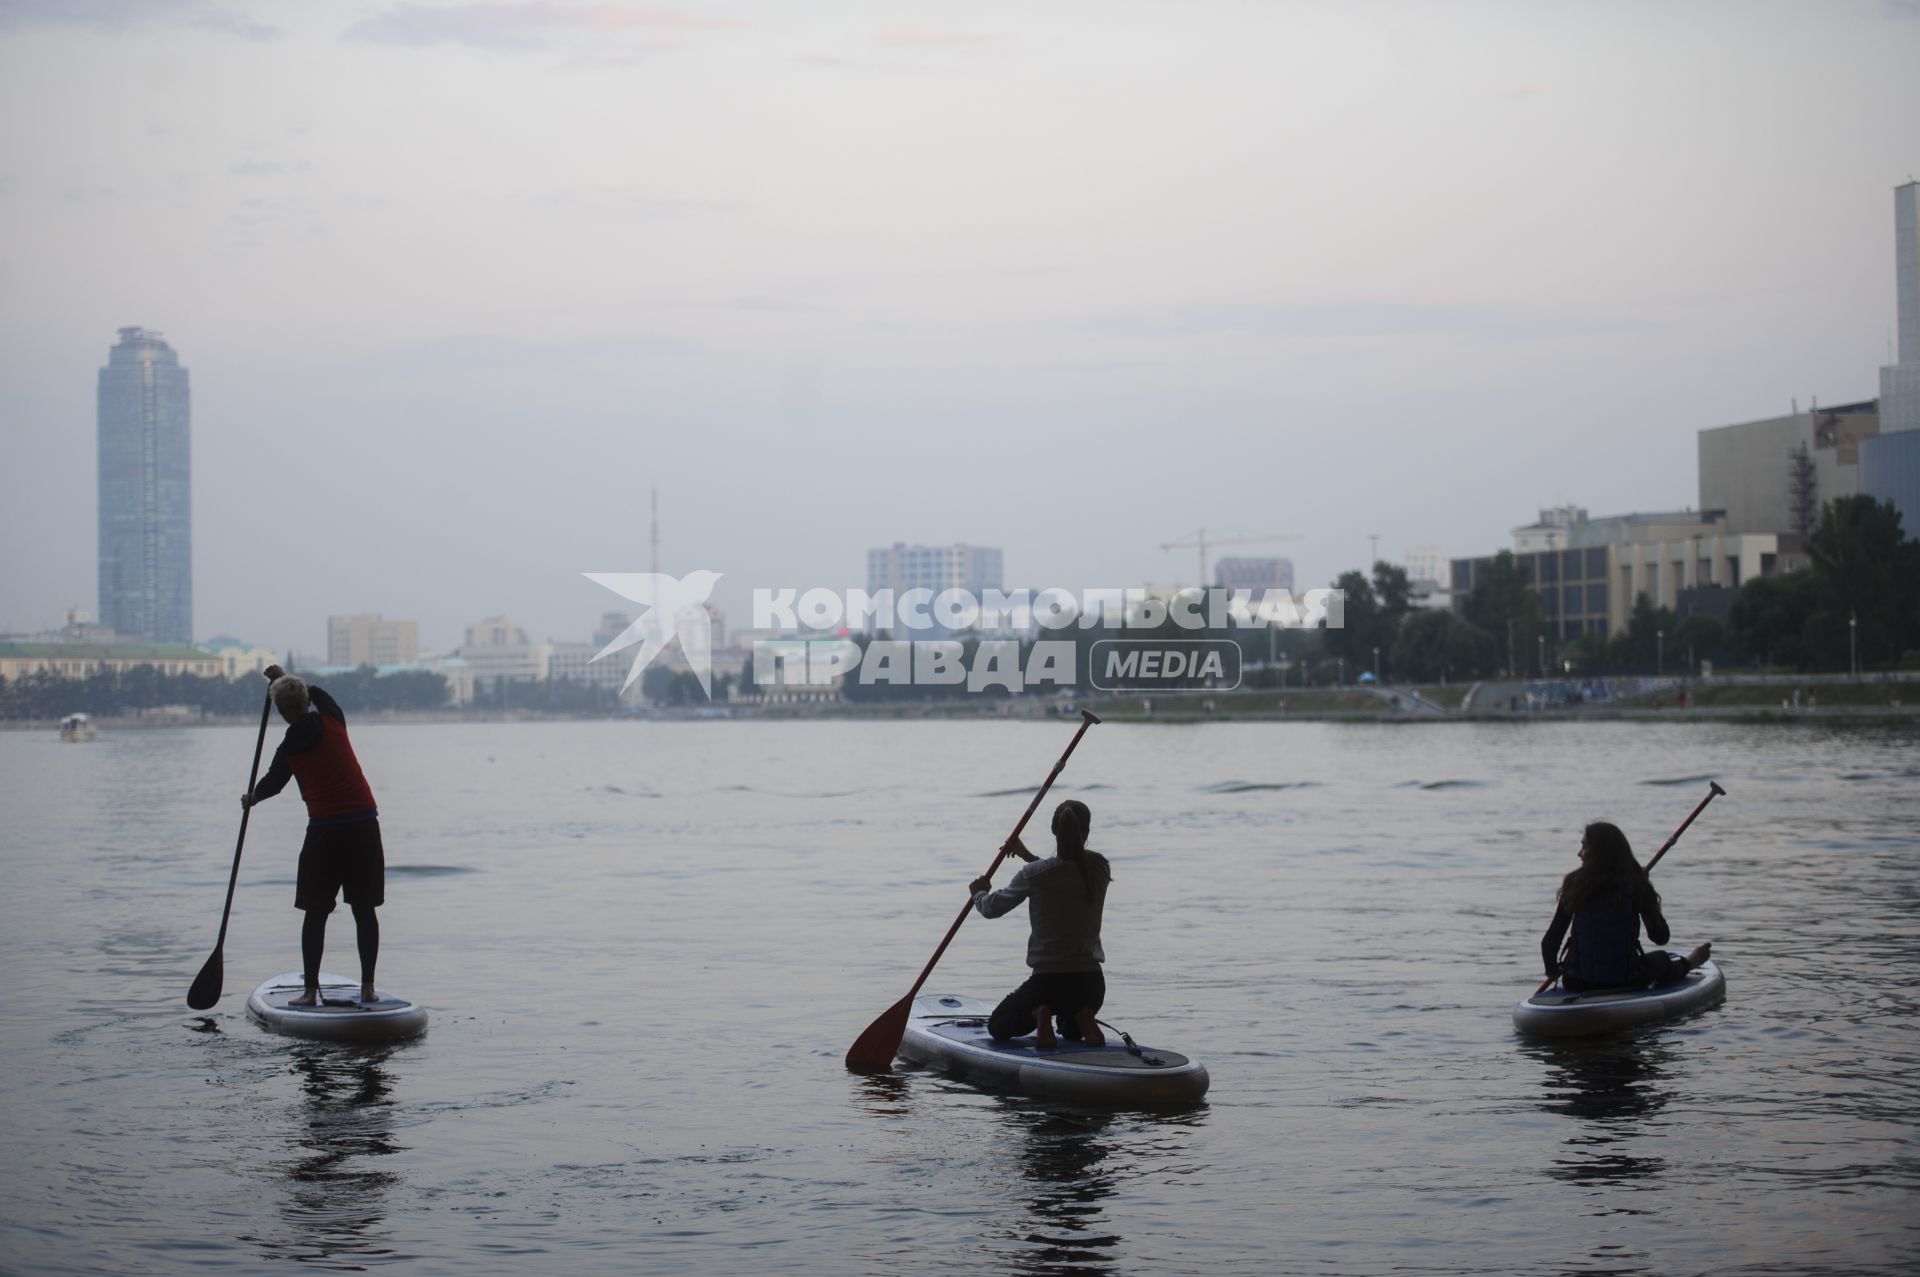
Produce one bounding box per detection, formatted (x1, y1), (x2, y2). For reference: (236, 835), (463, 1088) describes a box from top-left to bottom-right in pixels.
(1, 2), (1915, 655)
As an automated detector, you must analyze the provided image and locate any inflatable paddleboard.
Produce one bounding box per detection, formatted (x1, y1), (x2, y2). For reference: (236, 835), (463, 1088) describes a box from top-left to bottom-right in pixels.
(1513, 951), (1724, 1038)
(246, 971), (428, 1043)
(899, 994), (1209, 1105)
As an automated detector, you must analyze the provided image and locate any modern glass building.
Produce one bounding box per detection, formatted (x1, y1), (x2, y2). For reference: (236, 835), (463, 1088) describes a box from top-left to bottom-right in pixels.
(1451, 546), (1612, 643)
(1860, 430), (1920, 537)
(97, 327), (191, 643)
(1880, 181), (1920, 434)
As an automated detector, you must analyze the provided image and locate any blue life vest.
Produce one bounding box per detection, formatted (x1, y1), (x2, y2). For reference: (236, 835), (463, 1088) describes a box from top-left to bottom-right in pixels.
(1569, 894), (1641, 987)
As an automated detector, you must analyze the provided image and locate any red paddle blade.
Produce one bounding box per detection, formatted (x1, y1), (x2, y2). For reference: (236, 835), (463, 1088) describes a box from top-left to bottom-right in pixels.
(845, 994), (913, 1073)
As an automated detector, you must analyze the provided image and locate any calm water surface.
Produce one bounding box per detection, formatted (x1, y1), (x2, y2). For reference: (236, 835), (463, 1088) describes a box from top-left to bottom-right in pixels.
(1, 719), (1915, 1275)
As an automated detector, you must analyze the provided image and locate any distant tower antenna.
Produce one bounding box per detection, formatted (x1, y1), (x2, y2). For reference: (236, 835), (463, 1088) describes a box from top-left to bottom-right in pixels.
(650, 485), (660, 576)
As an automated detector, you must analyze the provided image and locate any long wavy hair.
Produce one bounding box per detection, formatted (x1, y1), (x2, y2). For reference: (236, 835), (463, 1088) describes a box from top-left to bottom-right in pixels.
(1052, 799), (1111, 902)
(1559, 820), (1659, 914)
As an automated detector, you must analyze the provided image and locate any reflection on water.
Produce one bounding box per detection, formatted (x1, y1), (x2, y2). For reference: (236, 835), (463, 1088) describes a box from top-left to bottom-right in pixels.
(251, 1044), (405, 1271)
(1006, 1108), (1123, 1276)
(1525, 1035), (1674, 1195)
(850, 1070), (913, 1119)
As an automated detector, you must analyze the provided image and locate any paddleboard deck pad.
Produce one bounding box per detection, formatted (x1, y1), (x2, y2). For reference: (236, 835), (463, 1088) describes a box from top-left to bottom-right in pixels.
(1513, 952), (1724, 1038)
(899, 994), (1208, 1105)
(246, 971), (428, 1043)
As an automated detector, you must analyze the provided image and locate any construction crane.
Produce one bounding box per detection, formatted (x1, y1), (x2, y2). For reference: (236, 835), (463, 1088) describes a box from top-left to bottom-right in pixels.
(1160, 529), (1303, 588)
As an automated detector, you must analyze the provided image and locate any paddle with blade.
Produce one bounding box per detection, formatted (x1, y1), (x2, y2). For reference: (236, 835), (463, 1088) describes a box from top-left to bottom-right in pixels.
(186, 679), (277, 1010)
(845, 708), (1102, 1072)
(1536, 780), (1726, 994)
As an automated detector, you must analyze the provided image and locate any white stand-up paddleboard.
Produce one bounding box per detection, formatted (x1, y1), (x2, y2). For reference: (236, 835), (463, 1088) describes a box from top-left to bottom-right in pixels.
(246, 971), (428, 1043)
(899, 994), (1208, 1105)
(1513, 951), (1725, 1038)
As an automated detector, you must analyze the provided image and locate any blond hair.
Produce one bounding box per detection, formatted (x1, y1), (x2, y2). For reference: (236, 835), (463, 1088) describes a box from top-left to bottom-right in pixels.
(270, 675), (310, 718)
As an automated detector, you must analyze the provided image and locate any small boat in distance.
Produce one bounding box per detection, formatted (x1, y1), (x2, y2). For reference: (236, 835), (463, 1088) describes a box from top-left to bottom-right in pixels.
(59, 713), (96, 742)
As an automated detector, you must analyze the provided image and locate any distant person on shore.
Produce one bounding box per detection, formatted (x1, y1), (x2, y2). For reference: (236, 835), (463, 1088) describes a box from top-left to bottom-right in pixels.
(242, 665), (385, 1006)
(1540, 821), (1710, 991)
(969, 800), (1111, 1048)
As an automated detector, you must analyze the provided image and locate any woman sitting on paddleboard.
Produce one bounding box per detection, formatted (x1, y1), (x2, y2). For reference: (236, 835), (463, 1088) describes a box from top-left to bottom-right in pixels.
(969, 799), (1110, 1048)
(1542, 821), (1710, 992)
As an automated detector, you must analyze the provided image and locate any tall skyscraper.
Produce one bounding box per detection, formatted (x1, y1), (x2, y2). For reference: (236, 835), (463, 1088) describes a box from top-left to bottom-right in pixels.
(98, 327), (192, 642)
(1880, 180), (1920, 435)
(1860, 181), (1920, 529)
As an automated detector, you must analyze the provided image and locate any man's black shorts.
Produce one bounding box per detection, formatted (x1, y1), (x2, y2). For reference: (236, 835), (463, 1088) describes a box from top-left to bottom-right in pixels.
(295, 819), (385, 913)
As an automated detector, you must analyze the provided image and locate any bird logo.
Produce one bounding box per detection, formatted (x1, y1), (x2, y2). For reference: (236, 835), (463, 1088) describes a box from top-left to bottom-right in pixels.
(582, 570), (724, 697)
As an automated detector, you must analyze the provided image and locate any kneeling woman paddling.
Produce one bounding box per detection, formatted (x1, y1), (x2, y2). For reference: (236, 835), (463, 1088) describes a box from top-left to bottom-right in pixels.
(970, 799), (1111, 1048)
(1542, 820), (1710, 992)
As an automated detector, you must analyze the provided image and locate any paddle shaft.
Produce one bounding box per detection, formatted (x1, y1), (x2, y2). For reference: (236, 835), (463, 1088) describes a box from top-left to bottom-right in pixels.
(1645, 781), (1725, 873)
(1537, 781), (1725, 994)
(213, 691), (274, 952)
(897, 709), (1102, 1008)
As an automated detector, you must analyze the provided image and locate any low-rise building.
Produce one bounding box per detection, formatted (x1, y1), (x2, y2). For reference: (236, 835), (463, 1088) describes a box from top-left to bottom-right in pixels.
(0, 642), (225, 681)
(460, 616), (547, 694)
(1512, 507), (1586, 555)
(203, 636), (280, 680)
(547, 642), (646, 703)
(1213, 556), (1294, 593)
(1698, 401), (1878, 537)
(1452, 508), (1797, 641)
(328, 614), (420, 667)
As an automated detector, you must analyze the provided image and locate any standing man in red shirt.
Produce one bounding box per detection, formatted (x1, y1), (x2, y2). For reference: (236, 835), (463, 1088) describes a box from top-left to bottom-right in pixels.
(243, 665), (385, 1006)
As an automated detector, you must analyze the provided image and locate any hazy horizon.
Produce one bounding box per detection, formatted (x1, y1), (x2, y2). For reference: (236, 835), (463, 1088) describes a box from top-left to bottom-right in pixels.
(3, 0), (1916, 656)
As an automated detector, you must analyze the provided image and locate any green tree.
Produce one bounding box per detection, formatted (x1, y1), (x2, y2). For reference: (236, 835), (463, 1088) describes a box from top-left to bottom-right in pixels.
(1326, 570), (1378, 677)
(1393, 609), (1498, 682)
(1726, 571), (1817, 670)
(1803, 495), (1920, 671)
(1670, 613), (1729, 674)
(1562, 630), (1611, 675)
(1370, 561), (1413, 676)
(1608, 594), (1678, 674)
(1462, 551), (1543, 676)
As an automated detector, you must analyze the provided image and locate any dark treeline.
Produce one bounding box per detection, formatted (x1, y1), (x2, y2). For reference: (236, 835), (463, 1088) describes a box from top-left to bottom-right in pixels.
(0, 663), (449, 721)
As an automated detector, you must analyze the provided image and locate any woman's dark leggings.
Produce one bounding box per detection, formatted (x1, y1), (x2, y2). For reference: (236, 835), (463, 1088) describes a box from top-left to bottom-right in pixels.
(301, 903), (378, 991)
(988, 969), (1106, 1042)
(1563, 949), (1694, 993)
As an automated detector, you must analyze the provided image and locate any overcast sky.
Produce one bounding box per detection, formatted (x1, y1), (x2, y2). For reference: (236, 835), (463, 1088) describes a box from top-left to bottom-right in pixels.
(1, 0), (1916, 655)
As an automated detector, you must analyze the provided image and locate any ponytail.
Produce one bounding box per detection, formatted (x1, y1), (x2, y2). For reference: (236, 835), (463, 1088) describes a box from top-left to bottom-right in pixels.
(1051, 799), (1111, 902)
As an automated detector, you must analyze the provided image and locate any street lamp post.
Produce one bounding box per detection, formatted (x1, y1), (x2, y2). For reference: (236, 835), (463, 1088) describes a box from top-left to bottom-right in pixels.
(1337, 657), (1345, 687)
(1657, 629), (1664, 678)
(1850, 612), (1858, 680)
(1373, 646), (1380, 684)
(1537, 634), (1545, 679)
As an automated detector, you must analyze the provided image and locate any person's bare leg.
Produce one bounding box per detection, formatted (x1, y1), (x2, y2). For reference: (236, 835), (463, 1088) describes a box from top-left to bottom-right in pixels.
(1075, 1008), (1105, 1048)
(351, 902), (380, 1002)
(291, 910), (325, 1004)
(1033, 1004), (1057, 1049)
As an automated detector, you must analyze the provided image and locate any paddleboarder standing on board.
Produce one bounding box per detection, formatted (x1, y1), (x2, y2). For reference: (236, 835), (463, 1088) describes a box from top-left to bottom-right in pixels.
(969, 799), (1111, 1049)
(241, 665), (385, 1007)
(1541, 821), (1710, 992)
